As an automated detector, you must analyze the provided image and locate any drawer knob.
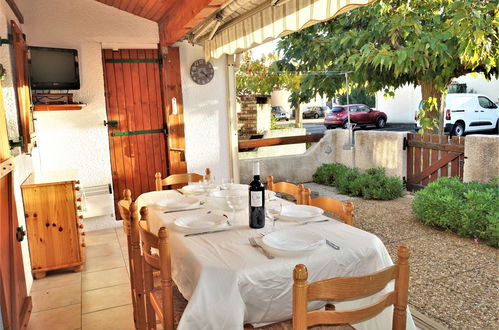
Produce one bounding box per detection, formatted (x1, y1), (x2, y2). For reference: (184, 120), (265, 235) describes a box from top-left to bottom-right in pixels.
(77, 206), (82, 211)
(81, 232), (86, 236)
(77, 198), (82, 202)
(79, 224), (84, 229)
(75, 186), (80, 191)
(79, 215), (83, 219)
(81, 243), (86, 247)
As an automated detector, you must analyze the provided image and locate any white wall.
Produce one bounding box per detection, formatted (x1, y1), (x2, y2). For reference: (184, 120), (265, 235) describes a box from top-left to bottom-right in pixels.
(376, 73), (499, 124)
(178, 42), (230, 182)
(0, 0), (36, 294)
(17, 0), (159, 188)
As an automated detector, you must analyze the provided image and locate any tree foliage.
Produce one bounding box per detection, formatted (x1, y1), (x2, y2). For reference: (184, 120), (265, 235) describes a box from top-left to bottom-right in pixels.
(236, 51), (300, 96)
(277, 0), (498, 133)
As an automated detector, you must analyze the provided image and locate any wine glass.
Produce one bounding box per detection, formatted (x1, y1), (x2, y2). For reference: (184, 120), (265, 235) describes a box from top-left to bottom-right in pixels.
(220, 178), (234, 190)
(223, 190), (247, 225)
(265, 202), (282, 233)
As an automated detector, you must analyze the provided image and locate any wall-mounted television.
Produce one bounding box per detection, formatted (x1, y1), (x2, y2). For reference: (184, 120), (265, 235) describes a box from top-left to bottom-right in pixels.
(28, 46), (80, 90)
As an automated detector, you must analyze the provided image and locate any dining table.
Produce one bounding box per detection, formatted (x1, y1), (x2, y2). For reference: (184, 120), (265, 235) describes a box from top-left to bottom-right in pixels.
(136, 189), (416, 330)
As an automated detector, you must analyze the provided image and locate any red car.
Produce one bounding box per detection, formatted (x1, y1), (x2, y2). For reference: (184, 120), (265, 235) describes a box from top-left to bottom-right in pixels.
(324, 104), (387, 129)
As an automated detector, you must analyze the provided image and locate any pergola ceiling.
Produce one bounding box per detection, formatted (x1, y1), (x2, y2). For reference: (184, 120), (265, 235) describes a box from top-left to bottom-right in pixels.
(94, 0), (178, 22)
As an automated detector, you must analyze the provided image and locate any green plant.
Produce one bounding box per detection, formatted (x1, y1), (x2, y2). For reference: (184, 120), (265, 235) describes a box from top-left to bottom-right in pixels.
(312, 163), (403, 200)
(413, 177), (499, 248)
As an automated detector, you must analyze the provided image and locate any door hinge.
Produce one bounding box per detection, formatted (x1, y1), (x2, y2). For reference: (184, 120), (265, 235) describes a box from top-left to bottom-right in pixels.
(0, 34), (12, 45)
(403, 137), (408, 150)
(16, 226), (26, 242)
(9, 136), (24, 149)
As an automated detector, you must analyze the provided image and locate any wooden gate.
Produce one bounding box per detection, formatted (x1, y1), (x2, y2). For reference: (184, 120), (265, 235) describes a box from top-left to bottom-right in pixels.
(102, 49), (168, 216)
(406, 133), (465, 190)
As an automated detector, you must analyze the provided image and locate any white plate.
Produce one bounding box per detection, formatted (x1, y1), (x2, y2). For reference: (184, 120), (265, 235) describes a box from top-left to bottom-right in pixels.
(265, 190), (276, 201)
(155, 196), (199, 210)
(174, 214), (227, 231)
(277, 205), (323, 221)
(262, 230), (324, 256)
(179, 184), (207, 195)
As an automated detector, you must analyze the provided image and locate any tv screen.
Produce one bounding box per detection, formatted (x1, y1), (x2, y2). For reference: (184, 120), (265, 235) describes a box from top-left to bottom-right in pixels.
(28, 47), (80, 90)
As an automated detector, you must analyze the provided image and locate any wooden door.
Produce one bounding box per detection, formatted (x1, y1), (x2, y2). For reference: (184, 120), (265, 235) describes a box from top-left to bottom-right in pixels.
(11, 20), (35, 153)
(102, 49), (168, 215)
(0, 82), (32, 329)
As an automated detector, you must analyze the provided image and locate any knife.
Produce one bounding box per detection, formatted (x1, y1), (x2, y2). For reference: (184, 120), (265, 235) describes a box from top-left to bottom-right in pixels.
(184, 228), (234, 237)
(326, 239), (340, 250)
(163, 207), (204, 214)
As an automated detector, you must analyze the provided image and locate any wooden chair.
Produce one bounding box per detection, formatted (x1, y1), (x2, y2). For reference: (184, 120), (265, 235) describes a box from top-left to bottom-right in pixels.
(267, 176), (306, 204)
(138, 206), (175, 330)
(292, 246), (410, 330)
(155, 168), (211, 191)
(302, 188), (355, 226)
(118, 191), (147, 329)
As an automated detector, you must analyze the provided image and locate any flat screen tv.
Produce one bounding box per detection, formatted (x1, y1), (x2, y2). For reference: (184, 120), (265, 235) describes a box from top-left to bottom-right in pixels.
(28, 46), (80, 90)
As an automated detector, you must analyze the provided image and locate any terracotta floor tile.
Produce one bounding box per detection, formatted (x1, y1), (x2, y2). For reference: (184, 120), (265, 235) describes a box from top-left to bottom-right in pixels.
(82, 267), (129, 291)
(28, 304), (81, 330)
(82, 283), (132, 313)
(82, 304), (135, 330)
(30, 271), (81, 293)
(31, 284), (81, 313)
(84, 254), (125, 273)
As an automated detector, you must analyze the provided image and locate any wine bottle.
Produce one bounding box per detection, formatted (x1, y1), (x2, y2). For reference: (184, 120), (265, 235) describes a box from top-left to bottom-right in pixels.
(249, 162), (265, 229)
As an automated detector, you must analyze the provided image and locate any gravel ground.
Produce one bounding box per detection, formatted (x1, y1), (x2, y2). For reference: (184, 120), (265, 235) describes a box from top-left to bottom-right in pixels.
(305, 183), (499, 329)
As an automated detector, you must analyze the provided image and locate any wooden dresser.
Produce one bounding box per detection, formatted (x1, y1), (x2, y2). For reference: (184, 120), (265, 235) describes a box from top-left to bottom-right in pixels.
(21, 171), (85, 279)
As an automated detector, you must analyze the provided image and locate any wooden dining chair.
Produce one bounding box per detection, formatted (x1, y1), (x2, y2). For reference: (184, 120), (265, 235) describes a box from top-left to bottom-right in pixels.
(155, 168), (211, 191)
(118, 191), (147, 329)
(138, 206), (175, 330)
(267, 176), (306, 204)
(302, 188), (355, 226)
(292, 246), (410, 330)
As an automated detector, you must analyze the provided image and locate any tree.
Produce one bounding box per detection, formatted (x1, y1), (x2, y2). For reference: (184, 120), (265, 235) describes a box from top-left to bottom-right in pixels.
(236, 51), (300, 96)
(277, 0), (498, 133)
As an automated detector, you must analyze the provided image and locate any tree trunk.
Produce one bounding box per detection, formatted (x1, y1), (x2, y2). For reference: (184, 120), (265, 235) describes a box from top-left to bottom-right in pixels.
(294, 107), (302, 128)
(419, 81), (446, 134)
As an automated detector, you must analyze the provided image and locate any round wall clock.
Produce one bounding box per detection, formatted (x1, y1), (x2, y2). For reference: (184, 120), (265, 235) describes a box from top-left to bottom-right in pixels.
(190, 59), (214, 85)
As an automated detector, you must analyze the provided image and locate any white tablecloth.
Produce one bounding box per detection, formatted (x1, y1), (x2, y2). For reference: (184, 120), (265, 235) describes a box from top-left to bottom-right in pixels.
(137, 191), (416, 330)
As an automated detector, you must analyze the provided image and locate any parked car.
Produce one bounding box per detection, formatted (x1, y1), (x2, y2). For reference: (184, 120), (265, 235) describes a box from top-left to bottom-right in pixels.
(302, 106), (330, 119)
(271, 106), (290, 121)
(415, 94), (499, 136)
(324, 104), (387, 129)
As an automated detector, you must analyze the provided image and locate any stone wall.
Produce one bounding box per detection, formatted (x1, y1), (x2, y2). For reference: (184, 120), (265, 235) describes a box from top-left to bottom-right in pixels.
(238, 94), (270, 139)
(463, 135), (499, 183)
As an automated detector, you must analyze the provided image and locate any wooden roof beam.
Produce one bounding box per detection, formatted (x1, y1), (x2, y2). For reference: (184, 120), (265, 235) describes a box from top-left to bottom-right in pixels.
(159, 0), (225, 46)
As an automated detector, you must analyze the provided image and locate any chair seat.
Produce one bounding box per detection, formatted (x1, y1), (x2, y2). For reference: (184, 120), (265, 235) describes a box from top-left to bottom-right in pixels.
(151, 285), (188, 328)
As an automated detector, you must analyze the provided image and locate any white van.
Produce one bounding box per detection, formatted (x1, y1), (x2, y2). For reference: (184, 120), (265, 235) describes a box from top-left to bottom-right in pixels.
(416, 94), (499, 136)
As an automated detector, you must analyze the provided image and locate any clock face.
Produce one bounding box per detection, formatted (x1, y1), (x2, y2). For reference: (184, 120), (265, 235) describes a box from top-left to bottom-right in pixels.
(190, 59), (214, 85)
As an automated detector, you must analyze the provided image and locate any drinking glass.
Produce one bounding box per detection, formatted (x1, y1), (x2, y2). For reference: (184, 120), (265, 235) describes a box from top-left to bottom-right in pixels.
(265, 202), (282, 233)
(224, 190), (246, 224)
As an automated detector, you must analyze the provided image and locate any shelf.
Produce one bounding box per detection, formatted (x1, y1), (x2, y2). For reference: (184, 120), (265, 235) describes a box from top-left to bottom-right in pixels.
(33, 104), (86, 111)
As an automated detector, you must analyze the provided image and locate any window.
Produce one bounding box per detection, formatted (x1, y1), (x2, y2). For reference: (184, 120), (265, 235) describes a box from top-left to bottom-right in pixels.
(478, 96), (497, 109)
(358, 106), (370, 112)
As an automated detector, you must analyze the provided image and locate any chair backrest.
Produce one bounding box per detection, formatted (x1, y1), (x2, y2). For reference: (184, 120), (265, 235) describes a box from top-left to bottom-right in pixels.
(138, 206), (174, 330)
(118, 189), (132, 234)
(155, 168), (211, 191)
(292, 246), (410, 330)
(302, 188), (355, 226)
(267, 176), (305, 204)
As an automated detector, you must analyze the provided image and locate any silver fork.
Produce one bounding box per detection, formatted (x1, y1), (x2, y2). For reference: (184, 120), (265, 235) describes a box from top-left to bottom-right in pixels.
(248, 237), (274, 259)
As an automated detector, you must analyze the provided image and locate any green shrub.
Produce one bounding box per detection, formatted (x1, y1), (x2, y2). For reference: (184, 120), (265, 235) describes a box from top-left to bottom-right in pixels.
(413, 177), (499, 248)
(312, 163), (404, 200)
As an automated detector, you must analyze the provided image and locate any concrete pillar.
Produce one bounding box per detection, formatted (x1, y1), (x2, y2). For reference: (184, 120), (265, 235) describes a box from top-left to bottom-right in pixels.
(463, 135), (499, 183)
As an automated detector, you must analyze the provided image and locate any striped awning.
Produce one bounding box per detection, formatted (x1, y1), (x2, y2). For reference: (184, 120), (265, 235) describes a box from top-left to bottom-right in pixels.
(203, 0), (377, 60)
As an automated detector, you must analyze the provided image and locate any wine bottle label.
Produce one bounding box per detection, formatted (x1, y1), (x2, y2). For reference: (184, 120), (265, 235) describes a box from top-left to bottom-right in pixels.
(250, 191), (263, 207)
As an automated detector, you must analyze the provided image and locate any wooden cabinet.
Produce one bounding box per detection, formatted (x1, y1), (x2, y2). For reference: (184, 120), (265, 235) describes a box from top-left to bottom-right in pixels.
(21, 171), (85, 279)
